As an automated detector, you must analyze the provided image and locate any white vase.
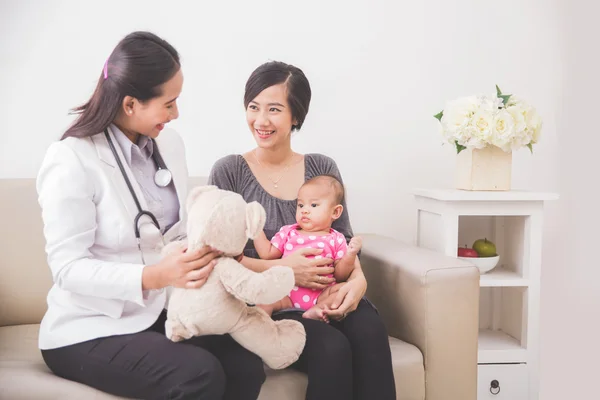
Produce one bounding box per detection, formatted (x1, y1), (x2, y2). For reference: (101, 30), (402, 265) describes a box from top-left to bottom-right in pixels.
(455, 146), (512, 191)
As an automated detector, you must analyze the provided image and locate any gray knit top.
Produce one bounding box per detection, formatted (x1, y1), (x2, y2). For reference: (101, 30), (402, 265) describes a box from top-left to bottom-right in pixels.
(208, 154), (354, 259)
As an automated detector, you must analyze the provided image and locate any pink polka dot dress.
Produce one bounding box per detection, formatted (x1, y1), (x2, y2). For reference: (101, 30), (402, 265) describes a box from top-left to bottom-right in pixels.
(270, 224), (348, 310)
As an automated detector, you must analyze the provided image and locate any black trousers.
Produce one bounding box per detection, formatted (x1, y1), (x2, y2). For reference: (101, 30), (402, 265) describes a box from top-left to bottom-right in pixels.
(273, 298), (396, 400)
(41, 311), (265, 400)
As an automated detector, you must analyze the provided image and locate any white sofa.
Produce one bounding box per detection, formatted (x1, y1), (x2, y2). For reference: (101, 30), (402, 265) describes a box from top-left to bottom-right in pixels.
(0, 177), (480, 399)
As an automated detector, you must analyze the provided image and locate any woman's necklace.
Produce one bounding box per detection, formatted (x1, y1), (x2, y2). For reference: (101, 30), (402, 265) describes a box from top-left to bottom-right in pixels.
(252, 149), (294, 189)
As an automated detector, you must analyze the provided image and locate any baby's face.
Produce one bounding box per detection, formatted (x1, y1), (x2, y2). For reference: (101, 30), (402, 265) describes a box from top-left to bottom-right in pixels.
(295, 183), (338, 232)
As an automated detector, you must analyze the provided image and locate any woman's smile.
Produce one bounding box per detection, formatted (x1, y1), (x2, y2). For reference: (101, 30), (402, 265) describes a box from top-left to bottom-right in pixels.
(255, 128), (275, 139)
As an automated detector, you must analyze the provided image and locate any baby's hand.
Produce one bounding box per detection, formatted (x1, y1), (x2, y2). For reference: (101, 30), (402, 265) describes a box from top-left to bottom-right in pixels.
(348, 236), (362, 255)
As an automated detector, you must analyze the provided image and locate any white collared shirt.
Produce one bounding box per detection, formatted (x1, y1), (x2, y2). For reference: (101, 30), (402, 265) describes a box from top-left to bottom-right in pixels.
(111, 124), (180, 233)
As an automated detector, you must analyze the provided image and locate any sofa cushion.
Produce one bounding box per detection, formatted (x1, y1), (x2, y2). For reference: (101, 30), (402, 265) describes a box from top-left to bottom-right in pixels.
(0, 179), (52, 327)
(0, 324), (124, 400)
(0, 324), (425, 400)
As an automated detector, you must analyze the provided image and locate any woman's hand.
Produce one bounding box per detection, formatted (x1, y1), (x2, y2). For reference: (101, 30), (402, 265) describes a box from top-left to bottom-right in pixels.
(324, 276), (367, 321)
(143, 245), (221, 290)
(282, 248), (335, 290)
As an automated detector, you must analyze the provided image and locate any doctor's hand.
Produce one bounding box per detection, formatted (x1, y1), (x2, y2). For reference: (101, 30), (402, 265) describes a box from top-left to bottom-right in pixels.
(143, 245), (221, 290)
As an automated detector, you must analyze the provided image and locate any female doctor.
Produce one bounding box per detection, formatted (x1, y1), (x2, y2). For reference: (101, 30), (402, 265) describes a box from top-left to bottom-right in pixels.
(37, 31), (266, 400)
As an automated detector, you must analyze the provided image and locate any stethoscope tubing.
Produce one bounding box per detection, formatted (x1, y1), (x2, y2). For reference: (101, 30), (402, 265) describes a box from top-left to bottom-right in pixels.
(104, 128), (169, 241)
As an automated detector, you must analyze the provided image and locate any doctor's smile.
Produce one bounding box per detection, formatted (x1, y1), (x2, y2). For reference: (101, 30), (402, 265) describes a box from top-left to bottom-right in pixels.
(34, 31), (245, 399)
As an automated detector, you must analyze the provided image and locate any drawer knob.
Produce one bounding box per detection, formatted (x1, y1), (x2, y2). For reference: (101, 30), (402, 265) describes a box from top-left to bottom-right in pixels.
(490, 379), (501, 395)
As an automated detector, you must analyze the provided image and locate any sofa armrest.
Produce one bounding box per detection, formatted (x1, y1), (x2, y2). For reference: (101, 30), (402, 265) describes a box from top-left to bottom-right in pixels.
(360, 234), (479, 400)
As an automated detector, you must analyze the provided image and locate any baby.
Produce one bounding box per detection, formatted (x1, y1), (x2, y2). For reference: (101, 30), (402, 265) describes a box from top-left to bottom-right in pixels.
(253, 175), (361, 322)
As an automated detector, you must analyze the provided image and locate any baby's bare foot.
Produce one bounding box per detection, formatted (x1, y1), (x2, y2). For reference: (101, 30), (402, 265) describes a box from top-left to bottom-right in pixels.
(302, 306), (330, 323)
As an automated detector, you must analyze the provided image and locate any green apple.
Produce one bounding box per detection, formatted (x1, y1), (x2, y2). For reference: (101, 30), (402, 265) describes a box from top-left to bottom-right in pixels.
(472, 238), (497, 257)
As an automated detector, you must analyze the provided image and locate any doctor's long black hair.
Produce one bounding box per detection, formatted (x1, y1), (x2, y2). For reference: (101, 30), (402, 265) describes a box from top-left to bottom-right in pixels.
(61, 31), (180, 140)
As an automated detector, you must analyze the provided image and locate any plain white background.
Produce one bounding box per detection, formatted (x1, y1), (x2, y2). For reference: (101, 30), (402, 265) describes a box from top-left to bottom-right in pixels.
(0, 1), (598, 398)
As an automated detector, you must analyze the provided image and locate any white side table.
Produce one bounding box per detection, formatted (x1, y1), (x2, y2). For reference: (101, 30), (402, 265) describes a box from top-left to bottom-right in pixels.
(412, 188), (558, 400)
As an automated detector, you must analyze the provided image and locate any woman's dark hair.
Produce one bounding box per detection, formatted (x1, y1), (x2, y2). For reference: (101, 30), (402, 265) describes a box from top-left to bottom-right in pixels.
(244, 61), (312, 131)
(62, 31), (180, 140)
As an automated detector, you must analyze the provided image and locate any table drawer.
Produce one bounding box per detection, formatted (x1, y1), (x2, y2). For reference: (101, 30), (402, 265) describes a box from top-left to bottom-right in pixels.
(478, 364), (528, 400)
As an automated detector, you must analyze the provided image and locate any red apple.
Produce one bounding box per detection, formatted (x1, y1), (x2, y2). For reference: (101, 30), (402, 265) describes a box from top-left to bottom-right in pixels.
(458, 246), (478, 257)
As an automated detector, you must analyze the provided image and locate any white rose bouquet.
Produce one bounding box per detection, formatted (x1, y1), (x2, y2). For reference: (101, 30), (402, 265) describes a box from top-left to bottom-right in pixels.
(434, 86), (542, 154)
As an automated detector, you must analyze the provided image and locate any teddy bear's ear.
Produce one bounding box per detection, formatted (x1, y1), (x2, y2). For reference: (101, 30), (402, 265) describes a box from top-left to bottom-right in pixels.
(245, 201), (266, 239)
(186, 185), (219, 212)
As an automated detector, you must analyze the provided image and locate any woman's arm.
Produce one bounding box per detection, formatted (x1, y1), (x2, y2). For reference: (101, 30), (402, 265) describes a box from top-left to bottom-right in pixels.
(38, 142), (150, 306)
(39, 143), (218, 303)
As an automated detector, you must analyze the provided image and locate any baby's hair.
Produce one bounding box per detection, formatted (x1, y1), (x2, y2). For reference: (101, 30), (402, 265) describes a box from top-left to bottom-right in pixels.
(302, 174), (345, 204)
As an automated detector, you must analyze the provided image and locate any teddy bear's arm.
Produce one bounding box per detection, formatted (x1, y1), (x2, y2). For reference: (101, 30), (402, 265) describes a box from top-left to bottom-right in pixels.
(216, 258), (295, 305)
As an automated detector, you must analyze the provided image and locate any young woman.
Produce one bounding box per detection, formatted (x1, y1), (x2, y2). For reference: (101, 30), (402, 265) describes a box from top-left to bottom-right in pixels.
(209, 61), (396, 400)
(37, 31), (265, 400)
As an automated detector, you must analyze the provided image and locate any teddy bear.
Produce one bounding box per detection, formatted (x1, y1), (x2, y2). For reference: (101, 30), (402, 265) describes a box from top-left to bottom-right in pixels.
(163, 185), (306, 370)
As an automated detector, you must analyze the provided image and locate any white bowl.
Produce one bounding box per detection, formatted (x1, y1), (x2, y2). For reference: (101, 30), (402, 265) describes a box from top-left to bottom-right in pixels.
(458, 255), (500, 274)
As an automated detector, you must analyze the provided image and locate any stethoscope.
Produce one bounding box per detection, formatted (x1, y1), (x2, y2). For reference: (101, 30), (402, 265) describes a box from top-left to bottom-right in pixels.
(104, 129), (172, 263)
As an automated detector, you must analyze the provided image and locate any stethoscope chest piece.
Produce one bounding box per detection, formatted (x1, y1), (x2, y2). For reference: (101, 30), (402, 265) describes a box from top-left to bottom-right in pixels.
(154, 168), (172, 187)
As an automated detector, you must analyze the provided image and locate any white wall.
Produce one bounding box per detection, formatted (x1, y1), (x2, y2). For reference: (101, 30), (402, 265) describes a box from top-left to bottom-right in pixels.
(1, 0), (595, 398)
(0, 1), (563, 245)
(539, 2), (600, 399)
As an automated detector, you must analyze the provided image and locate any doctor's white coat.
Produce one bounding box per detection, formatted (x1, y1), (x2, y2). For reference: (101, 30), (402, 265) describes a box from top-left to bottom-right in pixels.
(36, 127), (188, 349)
